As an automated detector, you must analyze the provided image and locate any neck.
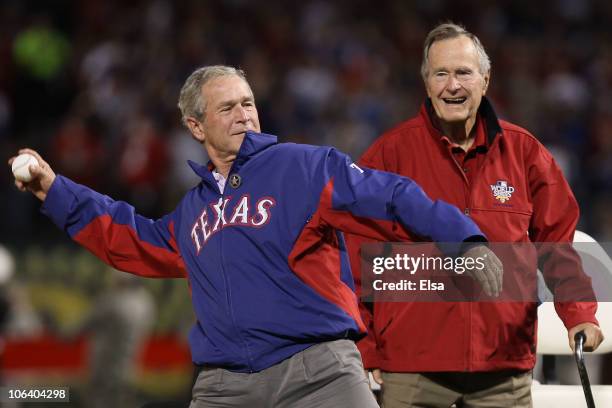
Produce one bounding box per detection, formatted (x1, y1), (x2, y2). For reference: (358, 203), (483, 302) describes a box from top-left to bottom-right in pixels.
(439, 115), (478, 152)
(213, 161), (233, 178)
(207, 149), (235, 178)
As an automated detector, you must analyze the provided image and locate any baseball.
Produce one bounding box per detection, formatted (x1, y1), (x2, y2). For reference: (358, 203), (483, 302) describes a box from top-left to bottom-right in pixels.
(11, 153), (39, 182)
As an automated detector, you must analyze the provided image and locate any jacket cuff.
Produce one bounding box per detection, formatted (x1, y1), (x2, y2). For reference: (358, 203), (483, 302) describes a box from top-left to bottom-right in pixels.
(437, 234), (487, 258)
(459, 236), (489, 255)
(555, 302), (599, 330)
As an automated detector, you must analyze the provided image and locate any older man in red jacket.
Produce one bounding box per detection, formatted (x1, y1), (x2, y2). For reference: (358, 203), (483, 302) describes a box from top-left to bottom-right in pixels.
(346, 22), (604, 407)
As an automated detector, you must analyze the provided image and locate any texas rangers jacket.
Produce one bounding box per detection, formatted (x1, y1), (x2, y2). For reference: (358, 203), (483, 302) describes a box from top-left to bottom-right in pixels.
(41, 131), (484, 372)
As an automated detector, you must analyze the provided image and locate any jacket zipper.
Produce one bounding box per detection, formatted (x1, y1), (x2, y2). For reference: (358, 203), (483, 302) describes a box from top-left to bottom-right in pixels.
(451, 134), (500, 371)
(447, 152), (472, 371)
(216, 174), (255, 372)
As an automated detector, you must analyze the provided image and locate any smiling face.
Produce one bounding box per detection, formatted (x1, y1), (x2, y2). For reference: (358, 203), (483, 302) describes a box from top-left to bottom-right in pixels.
(424, 35), (489, 132)
(187, 74), (260, 160)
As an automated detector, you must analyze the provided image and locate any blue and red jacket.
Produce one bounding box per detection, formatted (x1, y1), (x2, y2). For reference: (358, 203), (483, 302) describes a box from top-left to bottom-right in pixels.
(41, 131), (484, 372)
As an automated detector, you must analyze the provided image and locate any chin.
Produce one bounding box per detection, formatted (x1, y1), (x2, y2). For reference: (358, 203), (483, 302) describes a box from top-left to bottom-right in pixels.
(440, 114), (469, 123)
(232, 136), (245, 150)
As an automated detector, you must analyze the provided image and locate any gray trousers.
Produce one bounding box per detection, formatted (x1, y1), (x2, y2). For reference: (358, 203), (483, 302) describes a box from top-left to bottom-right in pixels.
(189, 339), (379, 407)
(380, 371), (532, 408)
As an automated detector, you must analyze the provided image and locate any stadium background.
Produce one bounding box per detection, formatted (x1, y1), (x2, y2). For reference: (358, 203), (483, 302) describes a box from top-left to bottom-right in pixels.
(0, 0), (611, 406)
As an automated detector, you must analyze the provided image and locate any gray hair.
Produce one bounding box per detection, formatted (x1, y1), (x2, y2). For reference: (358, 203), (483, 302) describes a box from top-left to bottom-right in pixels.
(177, 65), (250, 125)
(420, 23), (491, 82)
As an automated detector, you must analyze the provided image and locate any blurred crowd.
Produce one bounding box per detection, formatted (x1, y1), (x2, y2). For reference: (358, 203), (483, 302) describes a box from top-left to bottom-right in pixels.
(1, 0), (612, 244)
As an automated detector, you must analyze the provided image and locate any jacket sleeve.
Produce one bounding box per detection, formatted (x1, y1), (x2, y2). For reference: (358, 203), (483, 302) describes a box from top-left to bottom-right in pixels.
(527, 143), (598, 329)
(313, 148), (485, 248)
(41, 176), (187, 279)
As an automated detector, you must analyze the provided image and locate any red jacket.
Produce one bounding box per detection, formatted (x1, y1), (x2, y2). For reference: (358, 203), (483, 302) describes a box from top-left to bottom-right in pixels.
(346, 98), (598, 372)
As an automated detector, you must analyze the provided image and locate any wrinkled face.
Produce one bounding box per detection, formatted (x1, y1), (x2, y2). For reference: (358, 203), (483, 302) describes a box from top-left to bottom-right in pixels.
(191, 74), (260, 156)
(424, 36), (489, 127)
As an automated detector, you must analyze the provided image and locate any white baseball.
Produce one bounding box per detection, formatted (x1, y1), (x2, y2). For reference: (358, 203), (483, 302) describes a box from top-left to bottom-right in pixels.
(11, 153), (39, 182)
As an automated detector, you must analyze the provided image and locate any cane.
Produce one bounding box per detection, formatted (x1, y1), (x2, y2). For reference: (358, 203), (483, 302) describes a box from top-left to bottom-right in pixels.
(574, 331), (596, 408)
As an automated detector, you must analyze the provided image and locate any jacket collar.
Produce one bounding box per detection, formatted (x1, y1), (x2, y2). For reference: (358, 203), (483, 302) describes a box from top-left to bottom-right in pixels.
(422, 96), (502, 146)
(188, 130), (278, 182)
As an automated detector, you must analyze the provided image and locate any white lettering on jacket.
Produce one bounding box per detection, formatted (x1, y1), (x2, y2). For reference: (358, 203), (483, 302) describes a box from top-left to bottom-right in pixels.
(191, 196), (276, 254)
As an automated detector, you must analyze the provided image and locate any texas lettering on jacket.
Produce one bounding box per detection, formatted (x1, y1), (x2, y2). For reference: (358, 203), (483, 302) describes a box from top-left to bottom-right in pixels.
(191, 195), (276, 253)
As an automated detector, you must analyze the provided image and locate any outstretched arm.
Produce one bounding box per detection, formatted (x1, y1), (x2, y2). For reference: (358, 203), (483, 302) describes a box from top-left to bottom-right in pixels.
(314, 148), (502, 296)
(9, 149), (186, 279)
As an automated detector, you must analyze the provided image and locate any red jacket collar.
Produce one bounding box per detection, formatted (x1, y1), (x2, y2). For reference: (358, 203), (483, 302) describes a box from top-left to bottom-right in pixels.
(420, 96), (502, 147)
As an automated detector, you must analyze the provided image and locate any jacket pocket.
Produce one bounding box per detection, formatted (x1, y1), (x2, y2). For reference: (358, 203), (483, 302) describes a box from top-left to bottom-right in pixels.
(470, 207), (533, 242)
(302, 341), (345, 382)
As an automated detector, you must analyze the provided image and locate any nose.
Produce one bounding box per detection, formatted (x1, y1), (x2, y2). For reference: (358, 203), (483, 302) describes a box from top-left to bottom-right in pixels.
(447, 75), (462, 91)
(235, 106), (249, 123)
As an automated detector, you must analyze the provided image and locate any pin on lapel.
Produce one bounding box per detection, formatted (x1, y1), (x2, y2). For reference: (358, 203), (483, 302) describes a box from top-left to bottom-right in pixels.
(229, 173), (242, 189)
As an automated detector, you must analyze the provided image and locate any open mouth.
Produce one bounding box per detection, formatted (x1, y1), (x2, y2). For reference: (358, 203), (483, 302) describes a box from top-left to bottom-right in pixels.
(443, 97), (467, 105)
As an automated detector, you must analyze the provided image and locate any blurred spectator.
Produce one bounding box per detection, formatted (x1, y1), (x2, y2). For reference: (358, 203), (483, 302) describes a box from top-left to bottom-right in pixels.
(167, 125), (208, 200)
(117, 115), (169, 214)
(68, 269), (156, 408)
(11, 14), (73, 131)
(12, 18), (70, 82)
(0, 244), (43, 384)
(49, 114), (106, 188)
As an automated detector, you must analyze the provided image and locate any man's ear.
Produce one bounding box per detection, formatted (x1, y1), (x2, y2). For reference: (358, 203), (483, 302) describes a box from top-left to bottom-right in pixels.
(483, 72), (490, 95)
(186, 117), (206, 143)
(423, 78), (432, 99)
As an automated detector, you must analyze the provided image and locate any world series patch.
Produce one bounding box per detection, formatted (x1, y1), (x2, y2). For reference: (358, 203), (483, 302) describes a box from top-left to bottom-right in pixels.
(490, 180), (515, 203)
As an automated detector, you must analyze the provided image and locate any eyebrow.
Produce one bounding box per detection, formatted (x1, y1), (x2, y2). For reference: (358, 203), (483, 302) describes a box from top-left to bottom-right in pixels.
(434, 65), (474, 72)
(216, 95), (255, 109)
